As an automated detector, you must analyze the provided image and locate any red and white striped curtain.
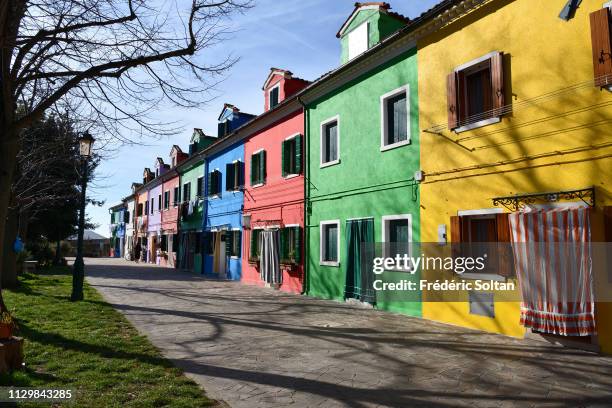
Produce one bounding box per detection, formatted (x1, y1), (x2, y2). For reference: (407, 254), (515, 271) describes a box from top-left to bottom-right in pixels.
(508, 207), (595, 336)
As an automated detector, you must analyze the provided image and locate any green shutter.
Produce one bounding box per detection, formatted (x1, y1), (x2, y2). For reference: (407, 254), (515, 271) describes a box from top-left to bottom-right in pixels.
(295, 135), (302, 174)
(235, 231), (241, 258)
(226, 163), (233, 191)
(207, 172), (212, 197)
(279, 228), (286, 261)
(225, 230), (233, 257)
(250, 155), (255, 185)
(281, 140), (287, 177)
(261, 151), (267, 184)
(294, 226), (301, 263)
(250, 231), (256, 259)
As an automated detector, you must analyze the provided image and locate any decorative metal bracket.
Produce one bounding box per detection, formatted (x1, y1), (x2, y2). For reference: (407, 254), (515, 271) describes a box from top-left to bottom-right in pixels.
(492, 187), (595, 211)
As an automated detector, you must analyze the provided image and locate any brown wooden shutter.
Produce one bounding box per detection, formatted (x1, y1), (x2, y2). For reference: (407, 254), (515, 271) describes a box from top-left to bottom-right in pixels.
(590, 8), (612, 87)
(495, 213), (513, 277)
(604, 206), (612, 242)
(447, 72), (459, 130)
(491, 52), (505, 116)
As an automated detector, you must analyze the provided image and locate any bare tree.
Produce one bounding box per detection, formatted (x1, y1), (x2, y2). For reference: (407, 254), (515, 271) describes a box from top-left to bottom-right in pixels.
(0, 0), (250, 301)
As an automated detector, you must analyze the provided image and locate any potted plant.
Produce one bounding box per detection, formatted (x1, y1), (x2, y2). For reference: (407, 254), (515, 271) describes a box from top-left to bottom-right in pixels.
(0, 310), (16, 339)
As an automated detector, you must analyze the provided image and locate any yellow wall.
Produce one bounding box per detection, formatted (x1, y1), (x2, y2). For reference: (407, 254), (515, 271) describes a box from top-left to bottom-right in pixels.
(417, 0), (612, 351)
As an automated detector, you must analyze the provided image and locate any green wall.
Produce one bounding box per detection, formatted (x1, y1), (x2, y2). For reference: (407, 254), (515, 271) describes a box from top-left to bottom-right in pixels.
(179, 160), (205, 274)
(340, 10), (406, 64)
(306, 48), (421, 317)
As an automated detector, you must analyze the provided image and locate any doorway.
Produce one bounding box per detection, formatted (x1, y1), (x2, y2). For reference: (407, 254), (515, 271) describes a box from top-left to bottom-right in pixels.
(344, 218), (375, 304)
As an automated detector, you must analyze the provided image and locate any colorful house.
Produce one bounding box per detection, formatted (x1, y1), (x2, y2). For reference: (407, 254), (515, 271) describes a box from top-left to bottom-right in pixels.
(177, 129), (217, 273)
(202, 104), (255, 279)
(302, 2), (421, 316)
(241, 68), (310, 293)
(108, 202), (126, 258)
(160, 146), (188, 267)
(144, 158), (169, 264)
(135, 168), (154, 262)
(416, 0), (612, 353)
(123, 184), (140, 260)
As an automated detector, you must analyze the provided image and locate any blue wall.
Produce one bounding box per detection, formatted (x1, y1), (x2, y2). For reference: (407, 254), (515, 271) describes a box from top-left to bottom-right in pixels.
(203, 141), (244, 280)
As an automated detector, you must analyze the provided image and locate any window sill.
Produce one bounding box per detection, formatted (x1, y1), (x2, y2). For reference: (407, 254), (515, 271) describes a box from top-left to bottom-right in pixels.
(208, 195), (221, 200)
(454, 117), (501, 133)
(320, 261), (340, 267)
(320, 159), (340, 169)
(380, 139), (411, 152)
(459, 273), (507, 282)
(251, 183), (265, 188)
(283, 173), (301, 180)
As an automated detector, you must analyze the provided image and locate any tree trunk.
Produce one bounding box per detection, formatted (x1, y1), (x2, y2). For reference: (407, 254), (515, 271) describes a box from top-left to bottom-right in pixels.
(1, 206), (18, 289)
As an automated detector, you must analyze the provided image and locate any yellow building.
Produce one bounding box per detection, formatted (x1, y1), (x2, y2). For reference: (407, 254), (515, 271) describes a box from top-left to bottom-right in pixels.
(417, 0), (612, 352)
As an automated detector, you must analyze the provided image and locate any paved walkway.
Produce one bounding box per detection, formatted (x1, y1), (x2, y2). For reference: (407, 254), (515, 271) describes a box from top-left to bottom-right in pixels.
(85, 258), (612, 408)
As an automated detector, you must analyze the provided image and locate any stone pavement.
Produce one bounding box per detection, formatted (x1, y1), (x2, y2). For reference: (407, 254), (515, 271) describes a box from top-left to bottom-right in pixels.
(85, 258), (612, 408)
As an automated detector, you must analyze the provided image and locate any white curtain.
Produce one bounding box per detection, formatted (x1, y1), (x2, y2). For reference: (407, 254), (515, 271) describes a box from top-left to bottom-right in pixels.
(259, 230), (281, 285)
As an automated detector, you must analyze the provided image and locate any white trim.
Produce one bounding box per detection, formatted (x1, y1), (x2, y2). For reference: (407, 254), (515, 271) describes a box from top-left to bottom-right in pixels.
(252, 148), (264, 155)
(457, 208), (503, 216)
(231, 227), (241, 231)
(320, 220), (340, 267)
(320, 115), (340, 168)
(284, 174), (300, 180)
(338, 5), (379, 37)
(454, 51), (499, 73)
(380, 84), (411, 151)
(268, 82), (281, 109)
(252, 183), (264, 188)
(284, 223), (300, 228)
(381, 214), (413, 271)
(454, 117), (501, 133)
(284, 132), (301, 141)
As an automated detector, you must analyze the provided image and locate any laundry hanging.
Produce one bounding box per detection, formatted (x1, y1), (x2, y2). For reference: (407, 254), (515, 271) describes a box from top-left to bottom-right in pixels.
(259, 229), (281, 285)
(508, 207), (595, 336)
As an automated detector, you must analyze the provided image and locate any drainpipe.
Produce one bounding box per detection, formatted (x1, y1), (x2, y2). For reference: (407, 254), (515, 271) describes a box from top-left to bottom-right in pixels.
(297, 96), (309, 295)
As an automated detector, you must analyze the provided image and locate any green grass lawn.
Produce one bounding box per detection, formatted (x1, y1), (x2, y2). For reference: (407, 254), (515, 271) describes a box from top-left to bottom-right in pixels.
(0, 267), (216, 407)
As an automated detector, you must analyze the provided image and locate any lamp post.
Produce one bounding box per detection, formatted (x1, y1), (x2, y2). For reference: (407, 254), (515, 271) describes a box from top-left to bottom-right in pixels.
(71, 131), (94, 301)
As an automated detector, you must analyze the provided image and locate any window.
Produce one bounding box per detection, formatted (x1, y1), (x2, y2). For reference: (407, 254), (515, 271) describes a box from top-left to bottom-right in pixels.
(280, 226), (301, 264)
(183, 182), (191, 202)
(320, 221), (340, 266)
(226, 230), (242, 258)
(217, 120), (230, 138)
(282, 135), (302, 177)
(348, 21), (368, 60)
(450, 210), (513, 280)
(196, 176), (203, 198)
(160, 235), (168, 252)
(150, 198), (155, 213)
(382, 215), (412, 271)
(203, 232), (214, 255)
(158, 194), (162, 211)
(124, 211), (130, 224)
(381, 86), (410, 150)
(320, 116), (339, 167)
(590, 7), (612, 88)
(164, 191), (170, 210)
(250, 150), (266, 186)
(173, 187), (179, 206)
(269, 84), (280, 109)
(249, 229), (262, 261)
(226, 160), (244, 191)
(208, 170), (222, 196)
(447, 52), (505, 132)
(137, 203), (143, 216)
(144, 200), (149, 215)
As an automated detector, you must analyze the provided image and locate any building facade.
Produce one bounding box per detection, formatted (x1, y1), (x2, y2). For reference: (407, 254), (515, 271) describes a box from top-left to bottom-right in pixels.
(416, 0), (612, 352)
(303, 3), (421, 316)
(160, 146), (188, 267)
(109, 203), (126, 258)
(241, 69), (309, 293)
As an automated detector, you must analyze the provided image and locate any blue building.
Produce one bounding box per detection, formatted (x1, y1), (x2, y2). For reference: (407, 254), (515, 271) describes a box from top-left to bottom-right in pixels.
(109, 202), (127, 258)
(202, 104), (254, 279)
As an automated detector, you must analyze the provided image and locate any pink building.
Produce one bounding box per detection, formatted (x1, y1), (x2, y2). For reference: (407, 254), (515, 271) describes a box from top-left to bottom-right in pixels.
(160, 145), (188, 267)
(242, 68), (310, 293)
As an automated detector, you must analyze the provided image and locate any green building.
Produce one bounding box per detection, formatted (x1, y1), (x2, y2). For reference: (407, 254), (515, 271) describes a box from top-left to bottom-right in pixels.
(302, 3), (421, 316)
(177, 129), (216, 274)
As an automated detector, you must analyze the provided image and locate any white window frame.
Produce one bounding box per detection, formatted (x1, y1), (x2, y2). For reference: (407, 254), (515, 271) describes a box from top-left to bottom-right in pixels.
(381, 214), (413, 271)
(456, 208), (504, 282)
(380, 84), (411, 151)
(268, 82), (281, 109)
(320, 115), (340, 168)
(453, 51), (503, 133)
(320, 220), (340, 267)
(283, 132), (302, 178)
(230, 228), (241, 259)
(348, 21), (369, 60)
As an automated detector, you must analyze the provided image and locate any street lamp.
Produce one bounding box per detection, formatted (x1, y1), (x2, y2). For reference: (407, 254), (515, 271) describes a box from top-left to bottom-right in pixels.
(71, 131), (94, 301)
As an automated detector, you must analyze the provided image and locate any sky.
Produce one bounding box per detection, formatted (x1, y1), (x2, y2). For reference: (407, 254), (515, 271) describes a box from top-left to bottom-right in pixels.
(90, 0), (441, 236)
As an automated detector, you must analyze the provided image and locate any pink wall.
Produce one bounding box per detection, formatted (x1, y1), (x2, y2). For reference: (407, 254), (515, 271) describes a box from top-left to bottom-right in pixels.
(243, 108), (305, 293)
(161, 173), (180, 267)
